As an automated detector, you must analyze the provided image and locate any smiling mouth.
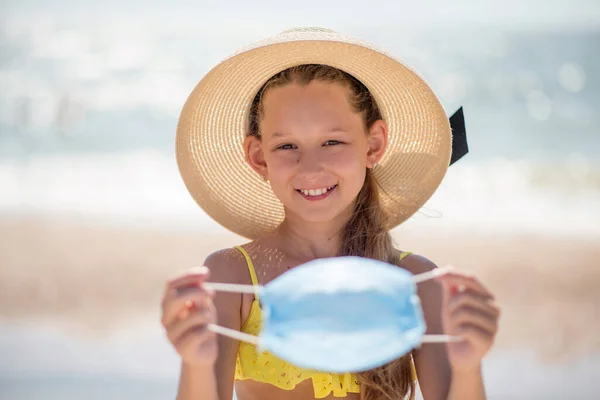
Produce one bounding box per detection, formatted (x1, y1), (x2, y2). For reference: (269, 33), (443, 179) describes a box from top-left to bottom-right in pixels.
(295, 185), (337, 199)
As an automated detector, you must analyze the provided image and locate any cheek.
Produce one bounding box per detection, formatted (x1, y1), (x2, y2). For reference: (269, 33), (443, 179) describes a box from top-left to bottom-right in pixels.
(333, 147), (367, 193)
(324, 146), (367, 172)
(265, 152), (296, 173)
(264, 152), (296, 189)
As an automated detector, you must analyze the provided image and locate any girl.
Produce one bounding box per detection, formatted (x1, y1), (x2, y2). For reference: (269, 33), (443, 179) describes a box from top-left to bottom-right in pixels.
(160, 28), (500, 400)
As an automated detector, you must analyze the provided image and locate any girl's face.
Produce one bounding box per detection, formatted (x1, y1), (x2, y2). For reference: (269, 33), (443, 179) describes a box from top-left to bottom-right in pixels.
(245, 81), (387, 225)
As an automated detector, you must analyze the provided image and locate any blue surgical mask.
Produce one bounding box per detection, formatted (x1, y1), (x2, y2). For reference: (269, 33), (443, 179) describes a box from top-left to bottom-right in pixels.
(207, 256), (455, 373)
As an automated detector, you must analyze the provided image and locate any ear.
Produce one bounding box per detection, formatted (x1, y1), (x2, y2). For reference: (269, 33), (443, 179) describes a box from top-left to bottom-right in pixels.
(366, 119), (388, 168)
(244, 135), (268, 179)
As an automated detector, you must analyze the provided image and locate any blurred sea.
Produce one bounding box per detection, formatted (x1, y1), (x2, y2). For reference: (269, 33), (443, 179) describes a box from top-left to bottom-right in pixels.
(1, 2), (599, 399)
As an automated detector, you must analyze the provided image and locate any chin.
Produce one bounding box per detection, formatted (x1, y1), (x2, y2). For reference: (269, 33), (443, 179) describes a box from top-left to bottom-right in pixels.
(289, 203), (354, 225)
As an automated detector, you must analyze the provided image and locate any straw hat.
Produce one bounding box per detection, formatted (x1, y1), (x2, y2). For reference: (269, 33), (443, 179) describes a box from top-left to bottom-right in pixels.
(176, 27), (452, 239)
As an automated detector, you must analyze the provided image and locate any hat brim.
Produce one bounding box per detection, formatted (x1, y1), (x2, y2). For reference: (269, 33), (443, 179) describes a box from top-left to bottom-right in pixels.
(176, 29), (452, 239)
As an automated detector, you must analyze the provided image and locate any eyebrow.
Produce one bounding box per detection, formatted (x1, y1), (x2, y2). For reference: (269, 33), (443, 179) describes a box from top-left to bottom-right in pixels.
(325, 127), (348, 133)
(271, 127), (348, 138)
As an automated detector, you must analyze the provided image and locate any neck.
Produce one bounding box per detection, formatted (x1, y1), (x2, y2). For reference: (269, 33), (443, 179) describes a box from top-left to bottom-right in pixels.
(276, 207), (353, 261)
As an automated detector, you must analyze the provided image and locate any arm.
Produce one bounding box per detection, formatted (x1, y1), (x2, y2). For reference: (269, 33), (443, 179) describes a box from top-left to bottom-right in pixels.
(177, 364), (219, 400)
(174, 249), (246, 400)
(447, 367), (486, 400)
(402, 254), (451, 400)
(401, 254), (499, 400)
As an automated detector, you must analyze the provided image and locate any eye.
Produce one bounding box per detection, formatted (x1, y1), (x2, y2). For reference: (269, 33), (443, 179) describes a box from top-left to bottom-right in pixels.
(323, 140), (343, 146)
(276, 143), (297, 150)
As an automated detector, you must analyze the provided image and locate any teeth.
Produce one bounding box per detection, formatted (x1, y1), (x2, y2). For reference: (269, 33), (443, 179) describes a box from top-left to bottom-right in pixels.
(300, 186), (333, 197)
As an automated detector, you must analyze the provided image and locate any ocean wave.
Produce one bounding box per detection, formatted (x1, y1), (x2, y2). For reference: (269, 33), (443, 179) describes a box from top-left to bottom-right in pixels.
(1, 151), (599, 236)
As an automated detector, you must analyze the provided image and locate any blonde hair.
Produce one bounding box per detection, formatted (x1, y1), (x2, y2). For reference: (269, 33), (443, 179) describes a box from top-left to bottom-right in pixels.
(248, 64), (415, 400)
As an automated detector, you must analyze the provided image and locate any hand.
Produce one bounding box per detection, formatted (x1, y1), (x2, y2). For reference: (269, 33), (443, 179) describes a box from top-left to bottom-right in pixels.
(160, 266), (218, 366)
(436, 271), (501, 372)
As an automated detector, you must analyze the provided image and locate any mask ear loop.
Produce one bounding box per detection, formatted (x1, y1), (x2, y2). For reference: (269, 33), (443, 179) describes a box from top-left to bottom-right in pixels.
(413, 267), (464, 343)
(202, 282), (263, 345)
(204, 267), (463, 345)
(412, 266), (453, 284)
(207, 324), (260, 345)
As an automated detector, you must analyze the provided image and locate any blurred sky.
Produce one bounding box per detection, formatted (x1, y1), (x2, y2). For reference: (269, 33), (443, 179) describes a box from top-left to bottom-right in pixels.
(2, 0), (600, 30)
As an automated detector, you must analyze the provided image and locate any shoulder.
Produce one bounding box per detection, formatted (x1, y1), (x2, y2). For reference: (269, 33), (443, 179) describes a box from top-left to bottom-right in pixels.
(203, 246), (251, 285)
(202, 246), (251, 328)
(393, 249), (439, 275)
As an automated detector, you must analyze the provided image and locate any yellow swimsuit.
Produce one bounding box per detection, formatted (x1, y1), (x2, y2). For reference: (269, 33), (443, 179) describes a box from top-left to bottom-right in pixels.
(233, 246), (415, 398)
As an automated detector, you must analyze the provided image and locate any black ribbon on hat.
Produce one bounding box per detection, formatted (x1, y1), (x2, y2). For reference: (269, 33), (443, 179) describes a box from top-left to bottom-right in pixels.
(449, 106), (468, 166)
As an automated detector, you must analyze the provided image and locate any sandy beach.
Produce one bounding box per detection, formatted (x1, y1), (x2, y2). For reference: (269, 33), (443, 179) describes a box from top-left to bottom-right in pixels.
(1, 215), (598, 363)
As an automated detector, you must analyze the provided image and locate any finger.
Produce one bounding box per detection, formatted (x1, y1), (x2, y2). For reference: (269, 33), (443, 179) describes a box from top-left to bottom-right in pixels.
(162, 292), (208, 327)
(437, 272), (494, 300)
(168, 308), (214, 344)
(167, 267), (210, 289)
(162, 287), (212, 327)
(161, 268), (210, 306)
(200, 283), (216, 298)
(449, 306), (498, 336)
(177, 304), (192, 320)
(454, 323), (495, 346)
(167, 307), (216, 344)
(448, 291), (501, 317)
(176, 325), (217, 355)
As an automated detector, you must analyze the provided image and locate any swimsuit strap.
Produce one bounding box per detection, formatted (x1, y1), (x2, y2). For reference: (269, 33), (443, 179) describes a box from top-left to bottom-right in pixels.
(234, 246), (260, 300)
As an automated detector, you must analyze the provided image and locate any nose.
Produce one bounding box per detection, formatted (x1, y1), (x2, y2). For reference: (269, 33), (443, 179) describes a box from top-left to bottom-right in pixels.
(296, 149), (325, 179)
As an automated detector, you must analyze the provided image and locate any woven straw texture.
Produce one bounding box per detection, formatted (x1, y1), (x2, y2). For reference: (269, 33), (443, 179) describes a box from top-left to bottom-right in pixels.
(176, 28), (452, 239)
